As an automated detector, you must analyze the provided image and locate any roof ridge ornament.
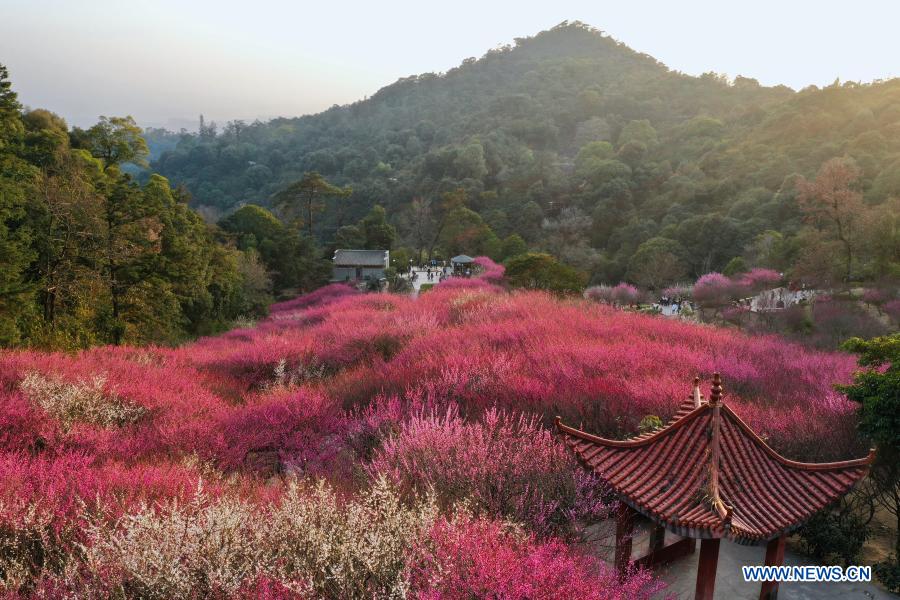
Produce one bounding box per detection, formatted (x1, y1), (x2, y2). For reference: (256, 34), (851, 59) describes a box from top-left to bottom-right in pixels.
(692, 376), (703, 408)
(706, 373), (726, 525)
(708, 372), (723, 406)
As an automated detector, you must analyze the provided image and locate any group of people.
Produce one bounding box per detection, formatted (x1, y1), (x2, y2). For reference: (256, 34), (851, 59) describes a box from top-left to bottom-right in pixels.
(655, 295), (694, 317)
(403, 259), (477, 285)
(406, 260), (452, 284)
(410, 266), (447, 283)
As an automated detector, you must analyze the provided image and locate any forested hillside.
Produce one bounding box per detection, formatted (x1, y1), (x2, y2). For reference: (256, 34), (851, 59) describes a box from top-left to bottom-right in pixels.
(153, 21), (900, 285)
(0, 67), (297, 350)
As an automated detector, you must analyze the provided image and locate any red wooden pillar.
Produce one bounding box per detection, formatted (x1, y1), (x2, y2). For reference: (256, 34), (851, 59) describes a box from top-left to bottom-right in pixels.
(649, 524), (666, 554)
(614, 503), (635, 579)
(694, 538), (721, 600)
(759, 535), (786, 600)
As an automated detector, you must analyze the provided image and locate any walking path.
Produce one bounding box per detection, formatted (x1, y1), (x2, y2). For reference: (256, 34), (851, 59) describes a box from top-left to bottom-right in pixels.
(587, 520), (895, 599)
(407, 267), (449, 296)
(659, 539), (895, 599)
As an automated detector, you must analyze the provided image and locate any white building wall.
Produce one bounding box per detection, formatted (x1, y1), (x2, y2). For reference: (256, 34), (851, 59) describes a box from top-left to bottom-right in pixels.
(331, 266), (386, 281)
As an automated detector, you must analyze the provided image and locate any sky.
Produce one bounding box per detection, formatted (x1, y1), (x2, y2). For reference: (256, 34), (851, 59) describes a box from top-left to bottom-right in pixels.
(1, 0), (897, 129)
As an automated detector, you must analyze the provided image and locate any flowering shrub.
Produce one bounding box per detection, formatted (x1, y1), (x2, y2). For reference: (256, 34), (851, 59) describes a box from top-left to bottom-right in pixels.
(473, 256), (505, 285)
(84, 490), (273, 599)
(722, 305), (751, 326)
(885, 299), (900, 322)
(736, 268), (782, 293)
(584, 283), (641, 305)
(584, 285), (614, 304)
(407, 514), (665, 600)
(19, 372), (147, 430)
(370, 406), (612, 536)
(693, 272), (735, 307)
(199, 386), (346, 476)
(662, 284), (692, 299)
(807, 298), (890, 349)
(862, 288), (889, 307)
(268, 282), (359, 314)
(0, 390), (60, 454)
(0, 452), (203, 593)
(84, 477), (434, 599)
(611, 282), (641, 305)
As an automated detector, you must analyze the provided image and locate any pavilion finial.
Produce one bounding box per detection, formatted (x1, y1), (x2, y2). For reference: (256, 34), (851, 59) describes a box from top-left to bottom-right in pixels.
(692, 376), (703, 408)
(709, 373), (723, 406)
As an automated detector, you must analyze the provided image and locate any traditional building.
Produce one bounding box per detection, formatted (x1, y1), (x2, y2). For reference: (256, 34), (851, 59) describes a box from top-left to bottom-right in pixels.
(749, 287), (818, 312)
(450, 254), (475, 276)
(332, 249), (389, 283)
(556, 373), (874, 600)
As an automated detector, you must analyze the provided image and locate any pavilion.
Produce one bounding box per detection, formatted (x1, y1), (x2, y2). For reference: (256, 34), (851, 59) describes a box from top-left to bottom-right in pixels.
(450, 254), (474, 275)
(556, 373), (875, 600)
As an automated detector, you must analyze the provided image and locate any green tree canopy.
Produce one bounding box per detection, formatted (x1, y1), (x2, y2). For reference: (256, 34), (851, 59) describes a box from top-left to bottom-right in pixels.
(273, 171), (350, 238)
(504, 252), (587, 294)
(626, 237), (689, 289)
(81, 115), (149, 167)
(358, 204), (396, 250)
(839, 334), (900, 561)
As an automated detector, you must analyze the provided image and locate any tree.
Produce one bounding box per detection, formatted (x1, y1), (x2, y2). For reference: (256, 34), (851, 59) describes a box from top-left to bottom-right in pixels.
(96, 172), (168, 344)
(575, 141), (613, 171)
(453, 142), (488, 179)
(427, 188), (467, 259)
(0, 64), (24, 150)
(220, 204), (327, 294)
(0, 68), (271, 349)
(30, 149), (105, 329)
(233, 248), (272, 317)
(797, 158), (866, 283)
(439, 206), (499, 258)
(722, 257), (748, 277)
(692, 272), (734, 310)
(839, 334), (900, 579)
(0, 63), (35, 344)
(358, 204), (396, 250)
(576, 154), (631, 188)
(673, 215), (744, 276)
(504, 253), (586, 294)
(333, 224), (365, 249)
(861, 199), (900, 280)
(617, 119), (658, 149)
(220, 204), (285, 251)
(407, 197), (434, 261)
(83, 116), (149, 167)
(274, 171), (350, 238)
(500, 234), (527, 260)
(626, 237), (688, 290)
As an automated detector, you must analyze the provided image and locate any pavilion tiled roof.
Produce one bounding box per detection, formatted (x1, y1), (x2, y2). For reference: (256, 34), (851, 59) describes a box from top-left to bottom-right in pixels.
(556, 374), (875, 545)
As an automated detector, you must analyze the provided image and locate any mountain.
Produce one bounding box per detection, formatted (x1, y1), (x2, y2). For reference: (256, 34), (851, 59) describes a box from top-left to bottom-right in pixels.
(152, 21), (900, 283)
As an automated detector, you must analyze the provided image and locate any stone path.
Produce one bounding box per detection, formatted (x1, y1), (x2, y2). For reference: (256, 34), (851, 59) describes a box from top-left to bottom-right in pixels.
(407, 267), (449, 296)
(587, 520), (896, 599)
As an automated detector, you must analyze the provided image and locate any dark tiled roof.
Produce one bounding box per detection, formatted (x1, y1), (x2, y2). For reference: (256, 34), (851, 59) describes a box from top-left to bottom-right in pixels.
(451, 255), (474, 263)
(333, 249), (388, 267)
(557, 375), (874, 545)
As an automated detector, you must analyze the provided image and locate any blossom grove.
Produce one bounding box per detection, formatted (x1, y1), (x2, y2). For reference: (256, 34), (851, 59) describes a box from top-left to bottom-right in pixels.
(0, 258), (865, 598)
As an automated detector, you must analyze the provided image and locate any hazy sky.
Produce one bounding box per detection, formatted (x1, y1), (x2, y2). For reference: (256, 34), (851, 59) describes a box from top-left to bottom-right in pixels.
(1, 0), (897, 129)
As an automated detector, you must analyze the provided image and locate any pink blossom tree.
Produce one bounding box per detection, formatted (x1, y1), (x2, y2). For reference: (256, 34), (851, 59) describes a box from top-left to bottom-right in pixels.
(611, 282), (641, 306)
(693, 272), (735, 310)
